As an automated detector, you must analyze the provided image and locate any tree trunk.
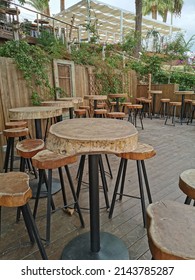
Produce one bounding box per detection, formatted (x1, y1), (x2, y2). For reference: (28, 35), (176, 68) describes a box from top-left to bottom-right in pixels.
(134, 0), (142, 58)
(60, 0), (65, 12)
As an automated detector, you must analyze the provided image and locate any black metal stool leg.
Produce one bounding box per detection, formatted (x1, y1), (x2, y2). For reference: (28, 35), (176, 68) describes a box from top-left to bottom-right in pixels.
(58, 167), (67, 207)
(98, 155), (110, 209)
(119, 158), (128, 200)
(136, 160), (146, 227)
(65, 165), (85, 228)
(141, 160), (152, 203)
(108, 158), (125, 219)
(21, 204), (48, 259)
(105, 154), (113, 179)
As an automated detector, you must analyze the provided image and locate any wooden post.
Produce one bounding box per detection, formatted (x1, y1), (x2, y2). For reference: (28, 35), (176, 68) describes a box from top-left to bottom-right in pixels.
(148, 73), (152, 99)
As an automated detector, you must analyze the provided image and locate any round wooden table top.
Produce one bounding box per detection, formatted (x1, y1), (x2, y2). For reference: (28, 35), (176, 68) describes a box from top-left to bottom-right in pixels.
(46, 118), (138, 156)
(56, 97), (83, 104)
(175, 91), (194, 95)
(108, 93), (127, 99)
(9, 106), (62, 120)
(41, 100), (75, 109)
(84, 95), (107, 101)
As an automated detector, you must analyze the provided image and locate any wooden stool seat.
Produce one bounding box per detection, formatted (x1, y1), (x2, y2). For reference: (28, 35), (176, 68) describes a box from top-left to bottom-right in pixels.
(109, 142), (156, 227)
(3, 127), (29, 138)
(160, 98), (170, 103)
(5, 121), (27, 129)
(169, 101), (181, 106)
(32, 149), (77, 170)
(16, 139), (45, 159)
(96, 102), (107, 109)
(118, 142), (156, 160)
(74, 109), (86, 118)
(147, 200), (195, 260)
(126, 104), (143, 109)
(0, 172), (47, 259)
(107, 112), (125, 119)
(179, 169), (195, 202)
(184, 99), (192, 103)
(0, 172), (32, 207)
(94, 109), (107, 117)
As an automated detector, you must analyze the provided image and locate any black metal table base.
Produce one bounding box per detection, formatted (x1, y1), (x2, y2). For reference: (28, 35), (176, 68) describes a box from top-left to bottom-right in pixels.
(61, 232), (129, 260)
(30, 177), (61, 198)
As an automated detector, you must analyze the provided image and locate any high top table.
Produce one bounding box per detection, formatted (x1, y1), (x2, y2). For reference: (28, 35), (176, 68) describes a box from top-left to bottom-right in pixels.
(108, 93), (127, 112)
(175, 91), (194, 124)
(9, 106), (62, 139)
(84, 95), (107, 117)
(41, 100), (79, 119)
(9, 106), (63, 197)
(149, 90), (162, 116)
(46, 118), (138, 260)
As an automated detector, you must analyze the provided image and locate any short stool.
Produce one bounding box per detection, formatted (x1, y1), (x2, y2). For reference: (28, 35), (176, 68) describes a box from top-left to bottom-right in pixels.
(0, 172), (47, 259)
(179, 169), (195, 205)
(32, 149), (85, 244)
(3, 127), (29, 172)
(147, 200), (195, 259)
(79, 105), (90, 117)
(109, 143), (156, 227)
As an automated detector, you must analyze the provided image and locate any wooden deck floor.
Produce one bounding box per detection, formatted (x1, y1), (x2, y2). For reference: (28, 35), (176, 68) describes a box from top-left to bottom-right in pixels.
(1, 116), (195, 260)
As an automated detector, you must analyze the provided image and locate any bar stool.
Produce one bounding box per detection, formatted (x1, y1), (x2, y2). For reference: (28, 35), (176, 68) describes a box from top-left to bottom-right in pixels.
(96, 102), (107, 109)
(183, 99), (192, 119)
(79, 105), (90, 117)
(74, 109), (87, 118)
(109, 101), (117, 112)
(164, 101), (182, 125)
(32, 149), (85, 244)
(107, 112), (125, 119)
(109, 143), (156, 227)
(187, 101), (195, 124)
(146, 200), (195, 259)
(126, 104), (144, 129)
(0, 172), (47, 259)
(94, 109), (107, 118)
(3, 127), (29, 172)
(158, 98), (170, 118)
(141, 98), (152, 119)
(5, 121), (27, 129)
(121, 102), (132, 113)
(16, 138), (45, 176)
(179, 169), (195, 205)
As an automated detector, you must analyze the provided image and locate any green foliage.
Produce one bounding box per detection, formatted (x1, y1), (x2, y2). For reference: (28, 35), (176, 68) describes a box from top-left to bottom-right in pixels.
(122, 31), (140, 56)
(0, 40), (53, 105)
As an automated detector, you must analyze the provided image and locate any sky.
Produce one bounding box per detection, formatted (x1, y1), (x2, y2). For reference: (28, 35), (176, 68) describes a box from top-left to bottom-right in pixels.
(15, 0), (195, 51)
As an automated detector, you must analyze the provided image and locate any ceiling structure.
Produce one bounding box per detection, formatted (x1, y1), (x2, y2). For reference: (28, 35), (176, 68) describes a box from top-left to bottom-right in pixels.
(54, 0), (182, 43)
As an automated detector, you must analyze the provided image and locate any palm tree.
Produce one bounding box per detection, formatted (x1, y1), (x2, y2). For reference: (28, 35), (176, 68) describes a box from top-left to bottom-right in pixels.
(143, 0), (183, 22)
(18, 0), (50, 15)
(134, 0), (143, 58)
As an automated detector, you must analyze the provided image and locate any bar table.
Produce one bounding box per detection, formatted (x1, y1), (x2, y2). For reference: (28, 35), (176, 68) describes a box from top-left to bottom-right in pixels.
(175, 91), (194, 124)
(108, 93), (127, 112)
(84, 95), (107, 117)
(46, 118), (138, 259)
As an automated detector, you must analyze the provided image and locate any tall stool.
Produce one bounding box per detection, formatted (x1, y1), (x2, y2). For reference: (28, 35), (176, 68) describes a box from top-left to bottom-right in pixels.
(141, 98), (152, 119)
(121, 102), (132, 113)
(165, 101), (182, 125)
(127, 104), (144, 129)
(187, 101), (195, 124)
(107, 112), (125, 119)
(32, 149), (85, 244)
(0, 172), (47, 259)
(3, 127), (29, 172)
(183, 99), (192, 119)
(158, 98), (170, 118)
(74, 109), (87, 118)
(179, 169), (195, 205)
(79, 105), (90, 117)
(109, 143), (156, 227)
(146, 200), (195, 259)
